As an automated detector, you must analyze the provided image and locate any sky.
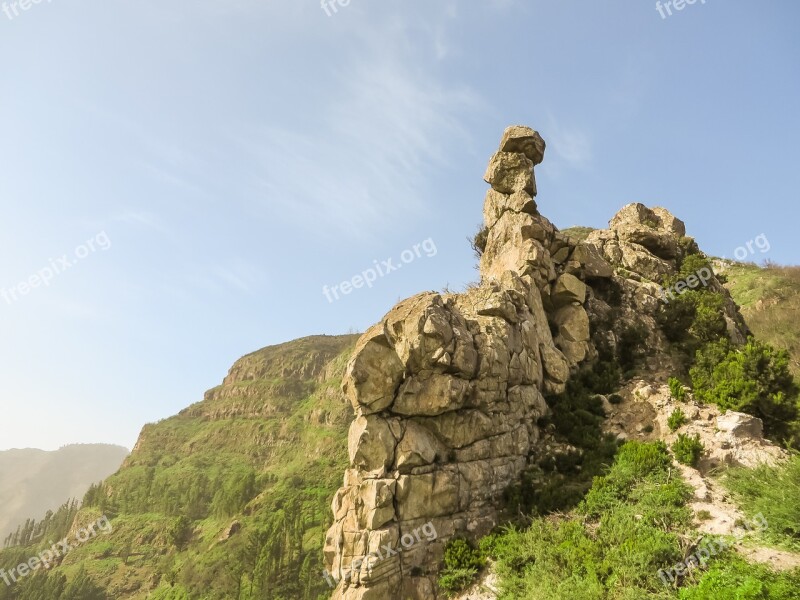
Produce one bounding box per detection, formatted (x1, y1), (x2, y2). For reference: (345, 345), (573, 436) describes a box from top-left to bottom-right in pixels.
(0, 1), (798, 451)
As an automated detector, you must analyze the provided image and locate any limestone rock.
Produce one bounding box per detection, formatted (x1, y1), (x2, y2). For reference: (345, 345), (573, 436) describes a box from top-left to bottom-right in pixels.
(325, 125), (754, 600)
(483, 189), (537, 229)
(609, 203), (680, 260)
(484, 151), (535, 195)
(717, 411), (764, 440)
(343, 324), (404, 413)
(551, 273), (587, 307)
(552, 304), (590, 343)
(498, 125), (546, 165)
(393, 373), (470, 417)
(348, 416), (397, 476)
(568, 243), (614, 279)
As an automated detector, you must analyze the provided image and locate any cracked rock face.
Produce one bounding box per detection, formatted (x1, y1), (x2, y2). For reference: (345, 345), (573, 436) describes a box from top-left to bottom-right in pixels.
(324, 127), (589, 599)
(324, 126), (748, 599)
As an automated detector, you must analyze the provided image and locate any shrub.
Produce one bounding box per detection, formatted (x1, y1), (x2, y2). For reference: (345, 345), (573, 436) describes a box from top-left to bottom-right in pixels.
(471, 224), (488, 258)
(669, 377), (687, 402)
(608, 394), (624, 405)
(507, 364), (619, 516)
(658, 290), (728, 350)
(617, 324), (649, 371)
(438, 538), (484, 595)
(489, 442), (692, 599)
(168, 516), (193, 549)
(691, 338), (799, 439)
(668, 408), (688, 432)
(671, 434), (704, 467)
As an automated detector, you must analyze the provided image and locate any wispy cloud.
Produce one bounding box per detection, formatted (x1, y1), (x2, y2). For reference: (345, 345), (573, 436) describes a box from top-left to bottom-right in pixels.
(232, 58), (482, 238)
(545, 114), (593, 171)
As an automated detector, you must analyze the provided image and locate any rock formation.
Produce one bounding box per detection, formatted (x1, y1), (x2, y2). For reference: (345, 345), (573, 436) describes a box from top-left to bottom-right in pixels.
(323, 126), (749, 599)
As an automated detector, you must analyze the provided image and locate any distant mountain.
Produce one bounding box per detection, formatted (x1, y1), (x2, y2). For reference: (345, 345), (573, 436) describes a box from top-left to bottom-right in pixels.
(0, 444), (129, 540)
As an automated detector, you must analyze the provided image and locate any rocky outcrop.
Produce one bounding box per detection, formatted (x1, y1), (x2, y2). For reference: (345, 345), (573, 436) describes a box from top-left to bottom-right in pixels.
(324, 126), (750, 599)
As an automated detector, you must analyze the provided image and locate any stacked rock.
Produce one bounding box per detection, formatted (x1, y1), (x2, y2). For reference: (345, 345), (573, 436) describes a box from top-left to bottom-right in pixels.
(323, 127), (583, 600)
(323, 126), (751, 600)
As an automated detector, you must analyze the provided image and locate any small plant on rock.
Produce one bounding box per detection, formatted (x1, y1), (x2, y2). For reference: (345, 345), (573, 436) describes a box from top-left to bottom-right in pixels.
(672, 433), (704, 467)
(438, 538), (484, 595)
(669, 377), (687, 402)
(668, 408), (688, 432)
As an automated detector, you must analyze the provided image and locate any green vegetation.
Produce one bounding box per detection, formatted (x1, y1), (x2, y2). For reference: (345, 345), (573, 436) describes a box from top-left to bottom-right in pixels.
(657, 252), (730, 360)
(488, 442), (693, 599)
(724, 456), (800, 551)
(724, 263), (800, 380)
(678, 557), (800, 600)
(437, 538), (485, 595)
(485, 442), (800, 598)
(671, 434), (704, 467)
(667, 408), (688, 432)
(0, 335), (359, 600)
(669, 377), (687, 402)
(507, 362), (619, 517)
(690, 338), (799, 440)
(561, 226), (595, 243)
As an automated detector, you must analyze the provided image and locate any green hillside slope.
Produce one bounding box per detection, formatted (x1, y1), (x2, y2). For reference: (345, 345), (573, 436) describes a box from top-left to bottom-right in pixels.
(722, 262), (800, 377)
(0, 335), (358, 600)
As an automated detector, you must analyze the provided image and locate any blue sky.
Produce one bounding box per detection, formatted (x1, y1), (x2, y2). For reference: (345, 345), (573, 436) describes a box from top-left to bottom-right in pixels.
(1, 1), (798, 451)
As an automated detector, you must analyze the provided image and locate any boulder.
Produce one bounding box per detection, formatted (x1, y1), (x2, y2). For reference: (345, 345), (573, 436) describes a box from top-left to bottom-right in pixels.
(609, 203), (679, 260)
(343, 324), (405, 413)
(483, 151), (535, 195)
(498, 125), (546, 165)
(551, 273), (587, 307)
(348, 416), (397, 476)
(716, 412), (764, 440)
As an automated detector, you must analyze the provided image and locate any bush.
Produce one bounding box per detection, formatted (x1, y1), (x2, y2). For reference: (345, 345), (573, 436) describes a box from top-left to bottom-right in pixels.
(668, 408), (688, 432)
(608, 393), (624, 405)
(471, 224), (488, 258)
(438, 538), (484, 595)
(669, 377), (687, 402)
(168, 516), (193, 549)
(691, 338), (799, 439)
(488, 442), (693, 599)
(658, 290), (728, 350)
(508, 364), (619, 516)
(671, 434), (704, 467)
(617, 324), (649, 371)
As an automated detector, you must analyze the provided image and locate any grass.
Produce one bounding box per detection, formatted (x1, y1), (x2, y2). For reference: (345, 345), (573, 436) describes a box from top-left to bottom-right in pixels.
(561, 225), (596, 243)
(481, 442), (800, 599)
(723, 455), (800, 551)
(724, 262), (800, 379)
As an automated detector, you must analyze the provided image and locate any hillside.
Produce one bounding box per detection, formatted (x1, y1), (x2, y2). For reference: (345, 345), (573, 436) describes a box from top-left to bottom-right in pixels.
(0, 445), (129, 542)
(0, 335), (358, 599)
(722, 262), (800, 377)
(1, 127), (799, 600)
